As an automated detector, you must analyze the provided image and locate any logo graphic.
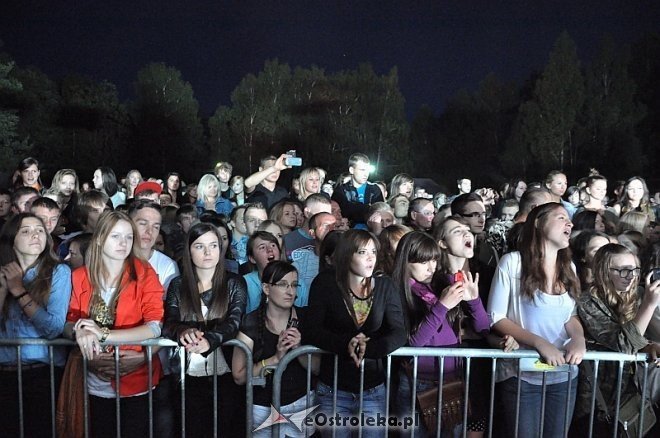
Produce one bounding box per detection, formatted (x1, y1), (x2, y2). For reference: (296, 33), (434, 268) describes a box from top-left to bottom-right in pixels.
(253, 404), (319, 433)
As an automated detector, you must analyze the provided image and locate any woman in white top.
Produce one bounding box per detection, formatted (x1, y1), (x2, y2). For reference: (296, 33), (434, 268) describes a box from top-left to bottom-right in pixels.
(488, 202), (586, 438)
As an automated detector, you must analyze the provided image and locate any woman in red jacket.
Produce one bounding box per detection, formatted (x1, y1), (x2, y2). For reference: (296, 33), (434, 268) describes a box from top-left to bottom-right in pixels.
(65, 210), (164, 438)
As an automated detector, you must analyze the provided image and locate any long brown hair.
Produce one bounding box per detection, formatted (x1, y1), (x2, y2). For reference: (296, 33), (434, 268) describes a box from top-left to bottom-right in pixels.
(178, 222), (228, 321)
(520, 203), (580, 299)
(590, 244), (640, 323)
(0, 213), (60, 316)
(391, 231), (441, 334)
(333, 229), (379, 306)
(86, 211), (140, 318)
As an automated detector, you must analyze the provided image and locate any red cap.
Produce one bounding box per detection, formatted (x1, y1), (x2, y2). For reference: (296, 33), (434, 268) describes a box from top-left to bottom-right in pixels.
(134, 181), (162, 196)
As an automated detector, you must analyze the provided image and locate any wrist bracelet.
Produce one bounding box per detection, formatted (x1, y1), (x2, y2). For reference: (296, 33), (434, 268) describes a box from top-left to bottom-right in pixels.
(15, 291), (29, 300)
(99, 327), (110, 343)
(261, 359), (267, 368)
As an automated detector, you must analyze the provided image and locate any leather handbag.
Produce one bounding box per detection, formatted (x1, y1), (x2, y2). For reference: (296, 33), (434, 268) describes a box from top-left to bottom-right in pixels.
(415, 378), (470, 434)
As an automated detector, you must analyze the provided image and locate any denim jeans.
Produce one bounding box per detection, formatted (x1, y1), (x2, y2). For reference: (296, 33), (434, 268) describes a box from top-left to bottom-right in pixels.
(498, 376), (577, 438)
(315, 380), (387, 438)
(253, 391), (316, 437)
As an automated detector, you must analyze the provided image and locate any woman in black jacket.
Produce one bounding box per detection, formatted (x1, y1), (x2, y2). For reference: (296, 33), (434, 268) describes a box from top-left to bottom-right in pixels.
(301, 229), (407, 437)
(163, 222), (247, 437)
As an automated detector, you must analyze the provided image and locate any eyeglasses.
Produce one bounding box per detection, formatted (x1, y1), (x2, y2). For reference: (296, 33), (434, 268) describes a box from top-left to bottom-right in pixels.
(415, 210), (435, 217)
(270, 281), (300, 290)
(460, 212), (487, 219)
(609, 267), (640, 278)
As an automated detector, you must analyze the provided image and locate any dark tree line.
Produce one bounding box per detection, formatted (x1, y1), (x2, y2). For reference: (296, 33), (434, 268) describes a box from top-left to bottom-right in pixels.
(0, 31), (658, 189)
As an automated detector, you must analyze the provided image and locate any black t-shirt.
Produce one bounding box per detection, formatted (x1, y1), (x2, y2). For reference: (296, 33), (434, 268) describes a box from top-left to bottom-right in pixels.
(241, 307), (309, 406)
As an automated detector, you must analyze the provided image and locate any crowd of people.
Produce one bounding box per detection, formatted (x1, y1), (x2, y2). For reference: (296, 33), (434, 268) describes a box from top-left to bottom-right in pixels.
(0, 153), (659, 437)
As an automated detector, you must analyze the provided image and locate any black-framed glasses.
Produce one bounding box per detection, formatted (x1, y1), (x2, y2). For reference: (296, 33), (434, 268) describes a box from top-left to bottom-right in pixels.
(609, 267), (640, 278)
(270, 281), (300, 290)
(460, 212), (486, 219)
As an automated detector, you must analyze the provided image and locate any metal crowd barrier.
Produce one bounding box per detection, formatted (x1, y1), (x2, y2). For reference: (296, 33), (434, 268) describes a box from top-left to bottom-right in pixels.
(1, 339), (655, 438)
(0, 337), (254, 438)
(269, 346), (655, 438)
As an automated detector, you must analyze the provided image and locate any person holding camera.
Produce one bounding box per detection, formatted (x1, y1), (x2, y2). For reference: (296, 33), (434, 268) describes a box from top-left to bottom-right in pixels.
(245, 154), (294, 210)
(232, 261), (318, 437)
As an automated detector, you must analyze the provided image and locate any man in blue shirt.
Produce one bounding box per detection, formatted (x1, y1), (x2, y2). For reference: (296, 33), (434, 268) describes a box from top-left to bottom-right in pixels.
(331, 153), (383, 228)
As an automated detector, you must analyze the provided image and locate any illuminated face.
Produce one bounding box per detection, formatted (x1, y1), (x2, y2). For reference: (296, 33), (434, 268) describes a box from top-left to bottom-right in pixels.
(0, 194), (11, 217)
(543, 207), (573, 250)
(393, 197), (409, 218)
(167, 175), (180, 191)
(292, 204), (304, 228)
(398, 181), (414, 199)
(595, 213), (606, 233)
(205, 181), (219, 199)
(587, 179), (607, 202)
(216, 168), (231, 183)
(190, 231), (220, 271)
(85, 202), (108, 231)
(32, 206), (60, 234)
(263, 271), (298, 309)
(304, 172), (321, 195)
(262, 223), (284, 249)
(15, 194), (39, 213)
(132, 207), (162, 252)
(411, 200), (435, 230)
(249, 237), (280, 270)
(409, 260), (437, 284)
(66, 241), (85, 269)
(460, 201), (486, 234)
(262, 160), (280, 183)
(514, 181), (527, 201)
(458, 179), (472, 194)
(178, 213), (195, 233)
(608, 253), (639, 293)
(231, 179), (244, 195)
(546, 174), (567, 198)
(349, 239), (377, 278)
(14, 217), (47, 257)
(93, 169), (103, 190)
(440, 220), (474, 259)
(128, 172), (142, 189)
(59, 175), (76, 197)
(585, 236), (609, 263)
(280, 204), (297, 229)
(21, 164), (40, 186)
(217, 227), (229, 258)
(102, 220), (134, 262)
(244, 208), (267, 236)
(187, 185), (198, 199)
(312, 214), (337, 242)
(626, 179), (644, 203)
(233, 208), (248, 235)
(349, 160), (370, 186)
(501, 206), (518, 222)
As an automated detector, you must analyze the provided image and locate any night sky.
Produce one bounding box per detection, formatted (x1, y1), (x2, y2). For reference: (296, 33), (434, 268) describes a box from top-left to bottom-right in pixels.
(2, 1), (659, 118)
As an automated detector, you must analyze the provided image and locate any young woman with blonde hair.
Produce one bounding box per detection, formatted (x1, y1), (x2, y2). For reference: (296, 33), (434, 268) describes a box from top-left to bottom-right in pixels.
(65, 211), (164, 438)
(573, 243), (660, 435)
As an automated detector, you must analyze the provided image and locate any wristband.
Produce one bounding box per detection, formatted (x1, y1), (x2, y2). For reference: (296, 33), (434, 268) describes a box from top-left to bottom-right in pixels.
(261, 359), (267, 368)
(15, 291), (29, 300)
(99, 327), (110, 343)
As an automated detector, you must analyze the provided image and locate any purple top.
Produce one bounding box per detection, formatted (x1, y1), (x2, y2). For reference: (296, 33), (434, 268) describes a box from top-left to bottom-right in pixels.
(408, 279), (490, 379)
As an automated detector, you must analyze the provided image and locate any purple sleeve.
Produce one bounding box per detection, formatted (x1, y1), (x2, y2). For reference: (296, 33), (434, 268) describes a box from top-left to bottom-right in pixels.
(409, 301), (457, 347)
(465, 297), (490, 335)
